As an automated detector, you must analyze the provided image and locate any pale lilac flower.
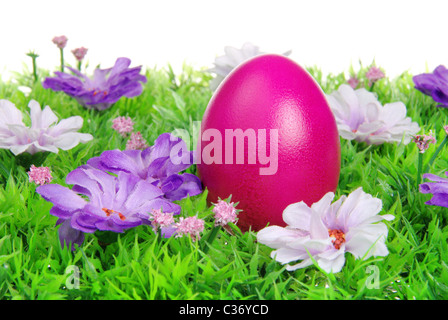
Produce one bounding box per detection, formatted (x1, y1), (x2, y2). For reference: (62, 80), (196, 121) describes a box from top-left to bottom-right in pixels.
(175, 216), (205, 242)
(209, 42), (292, 90)
(257, 187), (394, 273)
(326, 84), (420, 145)
(420, 172), (448, 208)
(0, 99), (93, 155)
(126, 132), (148, 150)
(347, 76), (359, 89)
(52, 36), (68, 49)
(112, 116), (134, 136)
(366, 66), (385, 86)
(412, 132), (436, 153)
(213, 200), (238, 226)
(444, 125), (448, 135)
(28, 165), (52, 185)
(71, 47), (88, 61)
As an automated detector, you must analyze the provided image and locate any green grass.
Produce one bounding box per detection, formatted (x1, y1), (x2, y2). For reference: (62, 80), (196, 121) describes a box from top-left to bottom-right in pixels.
(1, 61), (448, 300)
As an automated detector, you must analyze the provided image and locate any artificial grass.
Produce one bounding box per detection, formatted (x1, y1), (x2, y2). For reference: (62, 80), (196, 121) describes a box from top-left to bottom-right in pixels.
(0, 61), (448, 300)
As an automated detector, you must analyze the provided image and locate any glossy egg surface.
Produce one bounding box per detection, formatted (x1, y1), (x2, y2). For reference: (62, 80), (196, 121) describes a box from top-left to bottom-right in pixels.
(197, 54), (340, 231)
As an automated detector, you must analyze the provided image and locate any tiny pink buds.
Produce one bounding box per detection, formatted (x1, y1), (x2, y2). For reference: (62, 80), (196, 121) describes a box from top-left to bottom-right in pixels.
(366, 66), (385, 86)
(444, 125), (448, 135)
(28, 165), (52, 185)
(347, 76), (359, 89)
(52, 36), (68, 49)
(72, 47), (88, 61)
(412, 132), (436, 153)
(213, 200), (238, 227)
(112, 116), (134, 137)
(175, 216), (205, 242)
(125, 132), (149, 150)
(150, 209), (175, 229)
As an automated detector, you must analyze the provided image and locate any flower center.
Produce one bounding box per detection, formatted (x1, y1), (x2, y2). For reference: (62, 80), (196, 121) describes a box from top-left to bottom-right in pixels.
(328, 229), (345, 250)
(102, 207), (126, 221)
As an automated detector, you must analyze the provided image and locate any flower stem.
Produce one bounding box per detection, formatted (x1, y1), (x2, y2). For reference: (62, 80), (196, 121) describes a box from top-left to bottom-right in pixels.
(425, 135), (448, 172)
(59, 48), (64, 72)
(26, 51), (39, 82)
(417, 152), (423, 188)
(77, 60), (82, 71)
(202, 225), (220, 254)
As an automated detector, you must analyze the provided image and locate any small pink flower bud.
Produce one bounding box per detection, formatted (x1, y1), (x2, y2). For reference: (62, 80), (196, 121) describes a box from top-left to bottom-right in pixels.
(28, 165), (52, 185)
(71, 47), (88, 61)
(366, 66), (385, 86)
(126, 132), (148, 150)
(112, 116), (134, 137)
(175, 216), (205, 242)
(52, 36), (68, 49)
(213, 200), (238, 227)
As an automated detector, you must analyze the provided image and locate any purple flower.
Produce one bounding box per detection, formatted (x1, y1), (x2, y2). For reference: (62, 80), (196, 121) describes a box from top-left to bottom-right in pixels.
(36, 165), (181, 250)
(87, 133), (202, 201)
(420, 172), (448, 208)
(413, 65), (448, 108)
(42, 57), (147, 110)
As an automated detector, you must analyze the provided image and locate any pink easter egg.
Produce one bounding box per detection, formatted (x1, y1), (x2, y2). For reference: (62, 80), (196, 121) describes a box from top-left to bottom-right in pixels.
(197, 54), (340, 232)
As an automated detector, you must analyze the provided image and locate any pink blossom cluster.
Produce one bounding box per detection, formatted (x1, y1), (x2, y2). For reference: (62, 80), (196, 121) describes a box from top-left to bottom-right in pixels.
(72, 47), (88, 61)
(412, 132), (436, 153)
(150, 209), (175, 229)
(347, 65), (386, 89)
(52, 36), (68, 49)
(175, 216), (205, 242)
(28, 165), (53, 185)
(111, 115), (149, 150)
(212, 199), (238, 227)
(125, 132), (149, 150)
(112, 116), (134, 137)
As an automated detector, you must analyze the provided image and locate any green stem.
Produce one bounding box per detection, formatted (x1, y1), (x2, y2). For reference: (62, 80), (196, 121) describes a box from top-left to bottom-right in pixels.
(60, 48), (64, 72)
(417, 152), (423, 189)
(202, 225), (220, 255)
(425, 135), (448, 172)
(77, 60), (82, 71)
(32, 57), (38, 82)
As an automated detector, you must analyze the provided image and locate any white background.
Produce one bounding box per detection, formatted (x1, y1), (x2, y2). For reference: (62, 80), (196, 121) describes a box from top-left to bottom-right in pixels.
(0, 0), (446, 81)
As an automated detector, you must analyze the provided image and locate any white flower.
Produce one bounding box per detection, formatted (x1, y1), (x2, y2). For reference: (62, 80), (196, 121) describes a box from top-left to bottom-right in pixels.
(209, 42), (292, 91)
(325, 84), (420, 145)
(0, 99), (93, 155)
(256, 187), (394, 273)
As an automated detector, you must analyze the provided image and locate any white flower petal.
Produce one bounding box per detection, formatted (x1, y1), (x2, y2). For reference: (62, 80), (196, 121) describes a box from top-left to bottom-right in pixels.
(257, 226), (304, 249)
(270, 247), (307, 264)
(29, 100), (58, 129)
(0, 99), (24, 126)
(316, 250), (346, 273)
(53, 132), (93, 150)
(282, 201), (312, 230)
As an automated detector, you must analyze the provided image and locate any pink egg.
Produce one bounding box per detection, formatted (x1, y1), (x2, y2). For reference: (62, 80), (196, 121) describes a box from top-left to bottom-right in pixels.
(197, 54), (340, 232)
